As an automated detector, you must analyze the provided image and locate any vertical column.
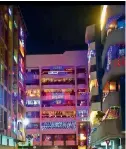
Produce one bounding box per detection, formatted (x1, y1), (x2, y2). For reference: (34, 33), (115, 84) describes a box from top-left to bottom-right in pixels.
(39, 66), (42, 146)
(74, 66), (78, 145)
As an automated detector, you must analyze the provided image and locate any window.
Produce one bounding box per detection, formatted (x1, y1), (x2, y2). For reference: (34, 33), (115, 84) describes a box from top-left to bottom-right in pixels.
(42, 135), (52, 141)
(77, 110), (88, 118)
(89, 79), (98, 91)
(26, 111), (40, 118)
(26, 123), (40, 129)
(110, 82), (116, 91)
(26, 89), (40, 97)
(25, 100), (40, 107)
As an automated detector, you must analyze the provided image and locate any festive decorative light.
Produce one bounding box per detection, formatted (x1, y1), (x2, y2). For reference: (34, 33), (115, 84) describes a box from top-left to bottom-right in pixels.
(9, 8), (12, 15)
(87, 50), (96, 63)
(23, 118), (29, 126)
(106, 14), (124, 29)
(26, 89), (40, 97)
(104, 43), (125, 72)
(100, 5), (108, 30)
(80, 134), (86, 141)
(41, 121), (76, 130)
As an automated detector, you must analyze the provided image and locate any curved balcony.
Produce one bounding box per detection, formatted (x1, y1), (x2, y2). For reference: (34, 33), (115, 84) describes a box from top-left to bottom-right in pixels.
(91, 119), (124, 146)
(102, 56), (125, 88)
(102, 91), (120, 113)
(101, 5), (125, 41)
(102, 28), (125, 66)
(106, 5), (125, 24)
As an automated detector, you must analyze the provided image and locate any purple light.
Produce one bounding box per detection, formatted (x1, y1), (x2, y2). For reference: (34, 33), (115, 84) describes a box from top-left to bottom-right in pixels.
(9, 8), (12, 15)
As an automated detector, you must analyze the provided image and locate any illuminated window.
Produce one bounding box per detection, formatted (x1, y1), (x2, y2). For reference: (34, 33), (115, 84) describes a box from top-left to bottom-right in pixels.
(26, 89), (40, 97)
(25, 100), (40, 107)
(110, 82), (116, 91)
(26, 123), (40, 129)
(89, 79), (98, 91)
(103, 82), (109, 93)
(19, 40), (24, 57)
(9, 20), (12, 31)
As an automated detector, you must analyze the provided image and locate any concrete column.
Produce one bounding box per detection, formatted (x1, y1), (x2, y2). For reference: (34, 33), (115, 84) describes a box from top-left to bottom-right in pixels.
(39, 66), (42, 146)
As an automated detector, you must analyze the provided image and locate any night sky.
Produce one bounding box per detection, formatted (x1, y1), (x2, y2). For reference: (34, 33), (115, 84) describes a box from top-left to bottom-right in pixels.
(20, 4), (101, 55)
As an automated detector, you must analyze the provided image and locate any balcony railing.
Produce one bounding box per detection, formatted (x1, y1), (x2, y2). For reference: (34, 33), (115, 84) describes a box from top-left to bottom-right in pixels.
(91, 119), (124, 145)
(102, 56), (125, 88)
(54, 140), (64, 146)
(42, 141), (52, 146)
(102, 91), (120, 113)
(66, 140), (76, 145)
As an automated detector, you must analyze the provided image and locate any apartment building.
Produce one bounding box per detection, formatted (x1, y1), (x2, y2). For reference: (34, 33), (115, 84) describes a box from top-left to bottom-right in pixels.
(85, 5), (125, 149)
(21, 51), (90, 149)
(0, 5), (27, 149)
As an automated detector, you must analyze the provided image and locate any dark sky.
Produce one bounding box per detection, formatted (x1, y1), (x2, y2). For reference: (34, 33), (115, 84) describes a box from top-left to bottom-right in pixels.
(20, 4), (100, 55)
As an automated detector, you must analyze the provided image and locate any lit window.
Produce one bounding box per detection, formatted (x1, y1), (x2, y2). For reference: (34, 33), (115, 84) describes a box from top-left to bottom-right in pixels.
(103, 82), (109, 93)
(9, 8), (12, 15)
(110, 82), (116, 91)
(9, 20), (12, 31)
(89, 79), (98, 91)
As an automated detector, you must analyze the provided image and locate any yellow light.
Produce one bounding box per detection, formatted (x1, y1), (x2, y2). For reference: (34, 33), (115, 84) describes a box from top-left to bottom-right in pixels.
(90, 111), (97, 125)
(80, 134), (86, 141)
(100, 5), (108, 30)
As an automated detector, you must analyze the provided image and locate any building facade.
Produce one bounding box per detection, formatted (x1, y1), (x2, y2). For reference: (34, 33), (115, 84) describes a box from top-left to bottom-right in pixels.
(22, 51), (90, 149)
(86, 5), (125, 149)
(0, 5), (27, 149)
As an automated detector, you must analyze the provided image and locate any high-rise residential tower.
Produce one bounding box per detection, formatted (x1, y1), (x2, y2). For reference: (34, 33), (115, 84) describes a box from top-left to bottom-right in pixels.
(0, 5), (27, 149)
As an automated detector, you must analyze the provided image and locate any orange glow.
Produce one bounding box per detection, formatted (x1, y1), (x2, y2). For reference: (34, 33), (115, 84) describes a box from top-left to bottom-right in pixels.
(80, 134), (86, 141)
(41, 78), (74, 83)
(19, 40), (24, 57)
(103, 81), (116, 92)
(100, 5), (108, 30)
(26, 89), (40, 97)
(89, 79), (98, 91)
(110, 82), (116, 91)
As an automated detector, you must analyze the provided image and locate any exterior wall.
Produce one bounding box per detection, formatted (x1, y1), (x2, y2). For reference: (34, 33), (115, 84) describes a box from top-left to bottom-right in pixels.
(26, 51), (88, 67)
(25, 50), (89, 148)
(0, 5), (27, 148)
